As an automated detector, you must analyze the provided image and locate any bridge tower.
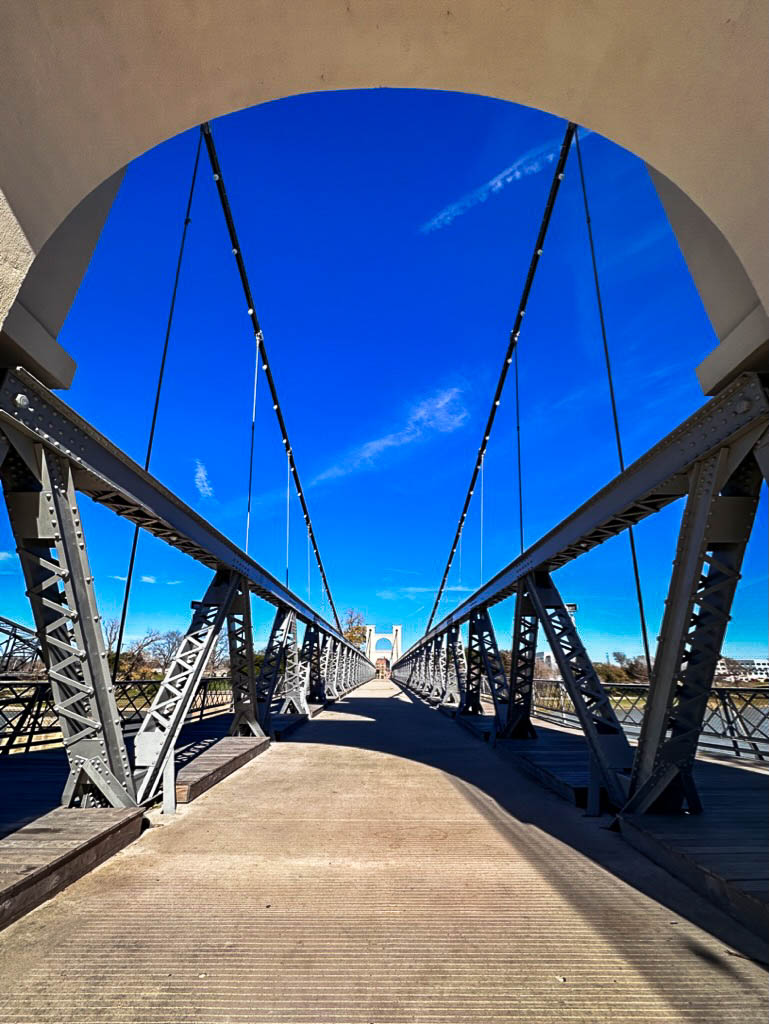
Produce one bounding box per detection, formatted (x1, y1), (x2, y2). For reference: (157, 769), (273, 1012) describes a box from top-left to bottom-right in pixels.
(365, 624), (402, 673)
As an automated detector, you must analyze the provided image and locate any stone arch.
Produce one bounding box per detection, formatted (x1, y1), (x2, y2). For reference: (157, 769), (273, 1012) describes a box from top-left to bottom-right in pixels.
(0, 3), (766, 391)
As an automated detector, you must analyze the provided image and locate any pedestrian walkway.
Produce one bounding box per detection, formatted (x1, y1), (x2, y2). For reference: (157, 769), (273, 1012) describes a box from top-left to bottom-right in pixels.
(0, 679), (765, 1023)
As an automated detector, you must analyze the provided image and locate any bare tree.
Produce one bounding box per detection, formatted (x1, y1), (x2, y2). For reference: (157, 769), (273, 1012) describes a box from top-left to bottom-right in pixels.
(208, 631), (230, 676)
(342, 609), (367, 649)
(116, 628), (162, 680)
(103, 617), (120, 658)
(151, 630), (184, 674)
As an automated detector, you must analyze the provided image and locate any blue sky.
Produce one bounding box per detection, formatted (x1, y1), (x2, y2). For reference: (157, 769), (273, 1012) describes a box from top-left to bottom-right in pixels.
(0, 89), (765, 659)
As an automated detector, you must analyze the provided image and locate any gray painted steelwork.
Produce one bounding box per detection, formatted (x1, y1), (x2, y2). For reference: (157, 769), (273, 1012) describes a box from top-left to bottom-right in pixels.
(393, 372), (768, 813)
(409, 372), (768, 650)
(0, 367), (373, 807)
(0, 368), (363, 651)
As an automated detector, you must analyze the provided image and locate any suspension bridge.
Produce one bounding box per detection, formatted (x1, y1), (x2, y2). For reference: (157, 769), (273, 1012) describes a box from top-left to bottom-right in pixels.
(0, 6), (768, 1020)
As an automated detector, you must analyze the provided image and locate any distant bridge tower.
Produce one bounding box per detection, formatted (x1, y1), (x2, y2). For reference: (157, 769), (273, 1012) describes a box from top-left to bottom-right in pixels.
(365, 624), (402, 665)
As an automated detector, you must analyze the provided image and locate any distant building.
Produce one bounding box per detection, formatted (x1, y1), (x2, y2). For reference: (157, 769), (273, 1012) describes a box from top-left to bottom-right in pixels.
(375, 657), (390, 680)
(714, 657), (769, 682)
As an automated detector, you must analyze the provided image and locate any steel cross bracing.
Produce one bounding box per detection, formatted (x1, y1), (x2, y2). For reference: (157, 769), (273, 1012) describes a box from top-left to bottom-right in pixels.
(0, 614), (41, 674)
(503, 582), (538, 739)
(0, 368), (373, 807)
(623, 447), (764, 813)
(301, 623), (325, 705)
(526, 570), (633, 807)
(1, 443), (136, 807)
(393, 372), (768, 812)
(227, 576), (263, 737)
(443, 625), (466, 707)
(276, 613), (309, 717)
(134, 570), (238, 804)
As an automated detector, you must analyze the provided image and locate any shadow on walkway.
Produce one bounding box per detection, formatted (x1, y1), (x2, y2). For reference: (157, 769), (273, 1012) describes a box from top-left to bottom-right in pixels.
(291, 680), (769, 970)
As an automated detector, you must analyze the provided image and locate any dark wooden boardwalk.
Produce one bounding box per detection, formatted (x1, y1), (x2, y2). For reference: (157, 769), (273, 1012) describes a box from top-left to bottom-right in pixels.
(501, 717), (769, 939)
(0, 711), (236, 839)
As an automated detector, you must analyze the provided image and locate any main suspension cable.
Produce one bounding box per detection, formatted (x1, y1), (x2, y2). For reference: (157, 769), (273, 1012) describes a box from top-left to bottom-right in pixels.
(425, 122), (577, 631)
(574, 126), (652, 677)
(113, 132), (202, 682)
(201, 121), (342, 632)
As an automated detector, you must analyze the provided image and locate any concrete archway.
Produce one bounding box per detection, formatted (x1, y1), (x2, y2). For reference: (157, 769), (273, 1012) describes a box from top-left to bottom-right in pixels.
(0, 2), (766, 391)
(366, 625), (403, 665)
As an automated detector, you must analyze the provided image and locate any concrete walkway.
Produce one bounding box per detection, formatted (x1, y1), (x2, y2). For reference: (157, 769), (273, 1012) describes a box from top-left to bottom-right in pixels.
(0, 679), (766, 1023)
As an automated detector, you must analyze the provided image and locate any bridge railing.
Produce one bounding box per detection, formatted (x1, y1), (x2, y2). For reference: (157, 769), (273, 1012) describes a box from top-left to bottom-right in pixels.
(530, 679), (769, 762)
(392, 372), (768, 815)
(0, 366), (374, 807)
(0, 677), (236, 755)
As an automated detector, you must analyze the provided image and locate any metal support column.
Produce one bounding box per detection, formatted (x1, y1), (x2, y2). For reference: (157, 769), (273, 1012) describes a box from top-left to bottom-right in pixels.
(301, 623), (325, 705)
(227, 577), (263, 737)
(501, 583), (538, 739)
(320, 633), (334, 700)
(527, 570), (632, 808)
(275, 610), (309, 716)
(134, 569), (238, 804)
(623, 450), (763, 814)
(254, 605), (293, 732)
(1, 444), (136, 807)
(463, 606), (508, 722)
(443, 624), (466, 707)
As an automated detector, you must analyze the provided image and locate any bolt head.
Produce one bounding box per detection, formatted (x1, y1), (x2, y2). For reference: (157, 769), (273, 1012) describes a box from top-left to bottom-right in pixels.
(14, 393), (30, 409)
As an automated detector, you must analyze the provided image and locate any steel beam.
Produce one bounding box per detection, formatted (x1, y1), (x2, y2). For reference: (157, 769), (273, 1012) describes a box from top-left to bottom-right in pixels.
(301, 623), (325, 704)
(275, 612), (308, 716)
(443, 624), (466, 707)
(1, 444), (136, 807)
(134, 569), (237, 804)
(400, 373), (768, 654)
(0, 368), (366, 657)
(527, 570), (632, 808)
(623, 450), (763, 814)
(227, 577), (263, 738)
(502, 583), (538, 739)
(464, 606), (509, 725)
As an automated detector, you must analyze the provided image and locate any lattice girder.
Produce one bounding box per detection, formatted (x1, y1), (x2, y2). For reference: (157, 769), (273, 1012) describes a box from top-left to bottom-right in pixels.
(527, 570), (632, 808)
(1, 446), (136, 807)
(624, 451), (763, 814)
(134, 569), (238, 803)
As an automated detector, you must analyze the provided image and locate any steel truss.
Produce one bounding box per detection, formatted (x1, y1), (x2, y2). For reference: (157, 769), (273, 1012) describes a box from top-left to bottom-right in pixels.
(526, 571), (632, 807)
(0, 614), (41, 674)
(1, 444), (135, 807)
(463, 607), (508, 719)
(394, 373), (768, 813)
(503, 583), (538, 739)
(0, 369), (373, 807)
(623, 448), (764, 813)
(302, 624), (326, 704)
(276, 613), (309, 716)
(443, 625), (466, 706)
(135, 570), (238, 803)
(227, 577), (263, 737)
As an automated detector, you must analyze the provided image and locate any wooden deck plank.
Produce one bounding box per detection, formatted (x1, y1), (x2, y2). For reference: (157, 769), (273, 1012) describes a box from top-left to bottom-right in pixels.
(0, 807), (143, 931)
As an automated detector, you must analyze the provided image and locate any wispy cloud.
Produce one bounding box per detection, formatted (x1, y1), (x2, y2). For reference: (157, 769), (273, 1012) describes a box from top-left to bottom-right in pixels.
(0, 551), (13, 561)
(140, 575), (156, 584)
(421, 130), (591, 234)
(194, 460), (214, 498)
(376, 584), (473, 602)
(110, 574), (127, 582)
(314, 387), (468, 483)
(167, 580), (182, 586)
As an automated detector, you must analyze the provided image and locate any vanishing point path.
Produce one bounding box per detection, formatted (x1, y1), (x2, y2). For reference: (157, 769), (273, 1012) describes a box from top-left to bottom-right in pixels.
(1, 679), (766, 1023)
